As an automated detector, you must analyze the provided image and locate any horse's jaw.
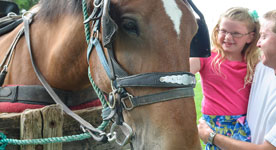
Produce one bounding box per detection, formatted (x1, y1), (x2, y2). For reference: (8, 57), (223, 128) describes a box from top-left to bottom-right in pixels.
(123, 98), (202, 150)
(129, 122), (202, 150)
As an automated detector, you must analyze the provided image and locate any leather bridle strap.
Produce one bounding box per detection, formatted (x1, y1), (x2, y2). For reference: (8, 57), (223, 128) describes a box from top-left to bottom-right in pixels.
(22, 9), (107, 142)
(116, 72), (196, 88)
(121, 87), (194, 110)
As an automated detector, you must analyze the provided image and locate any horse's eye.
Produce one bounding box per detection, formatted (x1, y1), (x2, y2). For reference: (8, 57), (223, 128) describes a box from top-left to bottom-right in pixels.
(121, 18), (139, 36)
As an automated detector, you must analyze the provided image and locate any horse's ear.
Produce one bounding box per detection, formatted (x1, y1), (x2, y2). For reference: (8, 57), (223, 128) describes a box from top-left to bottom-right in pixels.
(102, 0), (118, 48)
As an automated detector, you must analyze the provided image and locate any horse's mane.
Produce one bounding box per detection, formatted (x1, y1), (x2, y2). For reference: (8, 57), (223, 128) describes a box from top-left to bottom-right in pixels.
(36, 0), (92, 21)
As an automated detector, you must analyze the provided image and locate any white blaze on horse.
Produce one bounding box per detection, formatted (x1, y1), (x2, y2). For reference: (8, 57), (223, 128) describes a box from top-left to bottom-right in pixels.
(0, 0), (210, 149)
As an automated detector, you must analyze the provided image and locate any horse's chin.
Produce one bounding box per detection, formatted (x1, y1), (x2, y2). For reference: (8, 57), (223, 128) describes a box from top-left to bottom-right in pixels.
(131, 131), (162, 150)
(130, 133), (186, 150)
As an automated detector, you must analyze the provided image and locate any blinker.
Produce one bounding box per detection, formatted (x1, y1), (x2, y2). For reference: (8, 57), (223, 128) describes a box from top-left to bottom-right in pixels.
(102, 0), (118, 48)
(190, 19), (211, 57)
(188, 0), (211, 57)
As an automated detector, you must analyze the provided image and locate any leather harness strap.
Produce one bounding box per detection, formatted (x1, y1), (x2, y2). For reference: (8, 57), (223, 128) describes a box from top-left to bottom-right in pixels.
(0, 85), (98, 106)
(0, 18), (22, 36)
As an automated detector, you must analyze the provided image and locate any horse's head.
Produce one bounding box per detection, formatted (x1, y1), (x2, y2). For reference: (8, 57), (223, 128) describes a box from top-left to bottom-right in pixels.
(87, 0), (204, 149)
(0, 0), (208, 148)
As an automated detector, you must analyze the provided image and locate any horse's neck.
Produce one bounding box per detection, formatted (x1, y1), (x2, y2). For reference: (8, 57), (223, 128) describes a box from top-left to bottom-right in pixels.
(7, 15), (90, 90)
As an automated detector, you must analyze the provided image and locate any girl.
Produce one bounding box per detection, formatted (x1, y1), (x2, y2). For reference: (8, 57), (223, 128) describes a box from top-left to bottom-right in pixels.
(190, 7), (260, 150)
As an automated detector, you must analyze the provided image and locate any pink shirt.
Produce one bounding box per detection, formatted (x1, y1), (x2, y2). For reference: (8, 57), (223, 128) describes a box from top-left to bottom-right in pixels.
(200, 52), (251, 115)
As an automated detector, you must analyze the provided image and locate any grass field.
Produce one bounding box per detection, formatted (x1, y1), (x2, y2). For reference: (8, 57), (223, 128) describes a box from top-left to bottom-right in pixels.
(194, 73), (205, 148)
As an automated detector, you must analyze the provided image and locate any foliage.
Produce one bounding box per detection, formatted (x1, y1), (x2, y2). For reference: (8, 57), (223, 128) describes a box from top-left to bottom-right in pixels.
(12, 0), (39, 11)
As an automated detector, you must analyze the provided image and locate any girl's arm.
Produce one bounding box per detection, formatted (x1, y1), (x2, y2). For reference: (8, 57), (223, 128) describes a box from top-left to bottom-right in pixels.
(214, 134), (275, 150)
(198, 119), (276, 150)
(189, 57), (201, 74)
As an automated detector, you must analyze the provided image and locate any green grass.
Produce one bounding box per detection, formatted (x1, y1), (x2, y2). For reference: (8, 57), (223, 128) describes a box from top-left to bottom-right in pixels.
(194, 73), (205, 148)
(195, 73), (203, 121)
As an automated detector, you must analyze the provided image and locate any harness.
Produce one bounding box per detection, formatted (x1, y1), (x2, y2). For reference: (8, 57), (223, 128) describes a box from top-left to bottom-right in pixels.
(0, 6), (97, 110)
(0, 0), (210, 147)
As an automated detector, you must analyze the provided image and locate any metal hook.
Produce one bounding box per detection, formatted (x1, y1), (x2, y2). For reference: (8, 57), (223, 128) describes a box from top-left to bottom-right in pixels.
(94, 0), (103, 8)
(107, 131), (117, 142)
(80, 125), (108, 142)
(110, 122), (133, 146)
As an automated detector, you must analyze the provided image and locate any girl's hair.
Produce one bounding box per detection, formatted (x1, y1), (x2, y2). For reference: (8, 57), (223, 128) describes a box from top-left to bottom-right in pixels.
(263, 10), (276, 34)
(211, 7), (260, 86)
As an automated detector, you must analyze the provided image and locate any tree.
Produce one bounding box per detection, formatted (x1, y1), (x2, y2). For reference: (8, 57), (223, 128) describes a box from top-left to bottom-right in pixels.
(12, 0), (39, 11)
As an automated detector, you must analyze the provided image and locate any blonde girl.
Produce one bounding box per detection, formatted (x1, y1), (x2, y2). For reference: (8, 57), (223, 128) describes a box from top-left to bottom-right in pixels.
(190, 7), (260, 150)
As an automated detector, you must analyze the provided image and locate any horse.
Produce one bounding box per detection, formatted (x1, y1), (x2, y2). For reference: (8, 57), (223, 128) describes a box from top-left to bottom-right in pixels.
(0, 0), (210, 149)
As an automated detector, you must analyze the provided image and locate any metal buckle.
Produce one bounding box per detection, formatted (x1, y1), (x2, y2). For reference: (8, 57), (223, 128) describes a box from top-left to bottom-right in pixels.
(92, 30), (99, 39)
(22, 11), (34, 20)
(108, 91), (117, 109)
(121, 94), (134, 111)
(109, 122), (133, 146)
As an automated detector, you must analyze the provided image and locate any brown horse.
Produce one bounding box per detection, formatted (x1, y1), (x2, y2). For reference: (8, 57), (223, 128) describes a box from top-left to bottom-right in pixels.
(0, 0), (203, 149)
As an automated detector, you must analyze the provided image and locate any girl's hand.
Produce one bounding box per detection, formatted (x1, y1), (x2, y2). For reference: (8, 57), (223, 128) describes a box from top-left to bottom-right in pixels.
(197, 118), (214, 143)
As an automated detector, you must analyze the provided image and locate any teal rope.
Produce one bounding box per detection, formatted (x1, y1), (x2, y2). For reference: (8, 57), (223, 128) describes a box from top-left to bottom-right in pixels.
(0, 121), (109, 148)
(0, 133), (7, 150)
(82, 0), (91, 43)
(82, 0), (108, 109)
(82, 0), (110, 133)
(97, 119), (109, 131)
(88, 67), (108, 108)
(88, 67), (110, 131)
(0, 132), (91, 148)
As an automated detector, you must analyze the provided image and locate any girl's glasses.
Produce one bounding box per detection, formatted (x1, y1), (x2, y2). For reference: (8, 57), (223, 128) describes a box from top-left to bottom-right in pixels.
(218, 29), (250, 38)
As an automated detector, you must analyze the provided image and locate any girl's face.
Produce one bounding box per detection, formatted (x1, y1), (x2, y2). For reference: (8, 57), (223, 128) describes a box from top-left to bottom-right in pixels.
(257, 19), (276, 70)
(217, 18), (253, 57)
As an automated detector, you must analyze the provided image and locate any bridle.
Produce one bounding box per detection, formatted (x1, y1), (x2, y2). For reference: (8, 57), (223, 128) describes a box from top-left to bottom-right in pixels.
(20, 0), (210, 147)
(84, 0), (210, 146)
